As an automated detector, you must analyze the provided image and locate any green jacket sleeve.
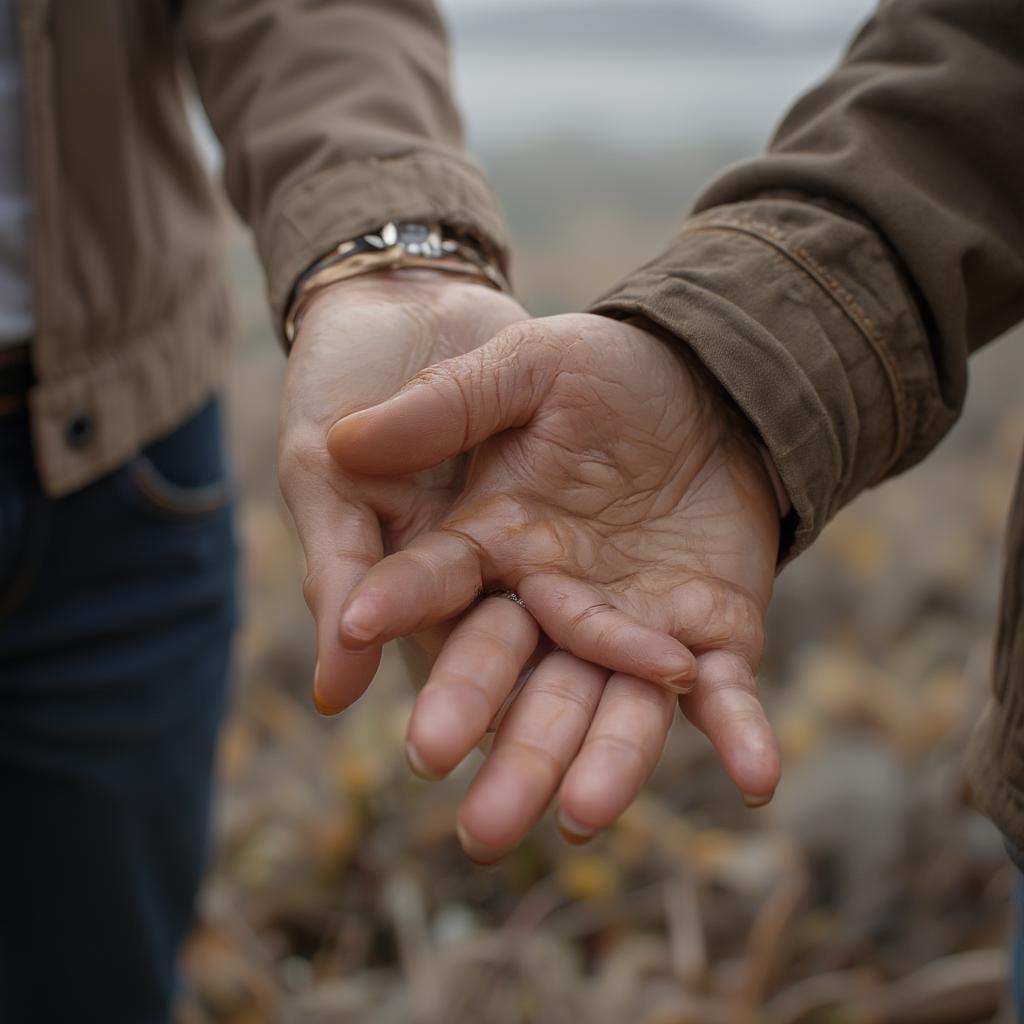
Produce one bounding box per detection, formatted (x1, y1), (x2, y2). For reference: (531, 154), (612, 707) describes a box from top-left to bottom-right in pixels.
(589, 0), (1024, 560)
(181, 0), (509, 334)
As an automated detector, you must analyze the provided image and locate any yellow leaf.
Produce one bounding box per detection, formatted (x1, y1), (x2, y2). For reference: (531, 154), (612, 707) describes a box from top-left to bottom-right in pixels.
(558, 855), (620, 901)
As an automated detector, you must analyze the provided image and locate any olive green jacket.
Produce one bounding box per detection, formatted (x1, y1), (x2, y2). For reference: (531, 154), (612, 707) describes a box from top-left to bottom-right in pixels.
(592, 0), (1024, 849)
(20, 0), (507, 495)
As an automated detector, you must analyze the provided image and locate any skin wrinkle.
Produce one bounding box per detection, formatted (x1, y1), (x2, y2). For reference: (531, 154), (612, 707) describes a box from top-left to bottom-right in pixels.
(442, 623), (521, 662)
(493, 736), (566, 783)
(464, 452), (761, 598)
(600, 681), (677, 718)
(444, 495), (574, 575)
(425, 669), (498, 724)
(564, 599), (622, 636)
(518, 682), (601, 719)
(581, 732), (659, 777)
(404, 535), (480, 613)
(688, 653), (761, 709)
(530, 442), (678, 526)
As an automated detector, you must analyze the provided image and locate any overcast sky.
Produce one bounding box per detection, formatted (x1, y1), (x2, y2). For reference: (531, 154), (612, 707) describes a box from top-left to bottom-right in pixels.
(437, 0), (872, 32)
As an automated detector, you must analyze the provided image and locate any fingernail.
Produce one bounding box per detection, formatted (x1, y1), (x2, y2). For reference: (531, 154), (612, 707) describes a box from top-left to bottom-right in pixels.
(662, 653), (697, 692)
(556, 810), (596, 845)
(405, 742), (446, 782)
(340, 599), (378, 649)
(456, 822), (504, 867)
(312, 692), (342, 716)
(743, 790), (775, 809)
(312, 663), (343, 716)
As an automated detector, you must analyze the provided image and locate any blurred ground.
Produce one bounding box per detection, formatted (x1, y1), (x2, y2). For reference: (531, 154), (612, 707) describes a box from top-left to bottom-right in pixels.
(176, 4), (1023, 1021)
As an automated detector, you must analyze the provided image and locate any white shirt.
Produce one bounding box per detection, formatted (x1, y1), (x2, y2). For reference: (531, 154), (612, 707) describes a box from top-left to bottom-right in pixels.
(0, 0), (34, 346)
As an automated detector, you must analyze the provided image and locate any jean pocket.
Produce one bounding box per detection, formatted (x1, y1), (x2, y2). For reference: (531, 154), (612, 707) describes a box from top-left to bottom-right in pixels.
(123, 451), (234, 521)
(120, 398), (234, 522)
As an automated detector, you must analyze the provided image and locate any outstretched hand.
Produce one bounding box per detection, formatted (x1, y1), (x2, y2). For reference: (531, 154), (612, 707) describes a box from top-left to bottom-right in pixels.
(327, 313), (784, 859)
(277, 270), (529, 715)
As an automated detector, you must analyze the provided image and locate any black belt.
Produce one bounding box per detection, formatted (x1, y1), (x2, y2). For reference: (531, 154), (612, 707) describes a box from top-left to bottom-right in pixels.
(0, 343), (32, 416)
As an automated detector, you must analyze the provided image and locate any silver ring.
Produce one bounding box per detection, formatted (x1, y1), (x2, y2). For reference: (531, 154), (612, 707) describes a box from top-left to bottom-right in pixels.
(483, 588), (527, 610)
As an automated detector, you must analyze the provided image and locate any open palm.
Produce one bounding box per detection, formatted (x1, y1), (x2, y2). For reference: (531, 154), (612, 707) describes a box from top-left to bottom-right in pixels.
(328, 313), (784, 858)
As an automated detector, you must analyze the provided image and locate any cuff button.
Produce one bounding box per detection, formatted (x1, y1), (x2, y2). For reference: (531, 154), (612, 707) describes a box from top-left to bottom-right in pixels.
(65, 410), (95, 450)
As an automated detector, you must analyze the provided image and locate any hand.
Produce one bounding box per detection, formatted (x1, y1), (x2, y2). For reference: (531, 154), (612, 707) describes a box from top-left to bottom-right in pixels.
(327, 313), (783, 858)
(277, 270), (528, 713)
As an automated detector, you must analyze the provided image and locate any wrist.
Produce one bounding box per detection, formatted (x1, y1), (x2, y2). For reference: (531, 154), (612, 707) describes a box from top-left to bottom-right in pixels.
(755, 444), (792, 519)
(617, 312), (792, 520)
(289, 268), (528, 362)
(295, 266), (487, 322)
(284, 222), (508, 346)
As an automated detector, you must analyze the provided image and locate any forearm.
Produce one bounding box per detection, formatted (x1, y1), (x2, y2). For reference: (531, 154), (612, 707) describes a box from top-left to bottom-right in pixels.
(182, 0), (509, 335)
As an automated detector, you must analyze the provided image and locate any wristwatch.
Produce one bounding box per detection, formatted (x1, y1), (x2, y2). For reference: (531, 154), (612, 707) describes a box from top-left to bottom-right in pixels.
(283, 221), (509, 345)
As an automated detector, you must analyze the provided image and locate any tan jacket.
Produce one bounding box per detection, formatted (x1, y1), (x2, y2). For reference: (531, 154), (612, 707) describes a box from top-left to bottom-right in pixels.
(20, 0), (508, 496)
(592, 0), (1024, 849)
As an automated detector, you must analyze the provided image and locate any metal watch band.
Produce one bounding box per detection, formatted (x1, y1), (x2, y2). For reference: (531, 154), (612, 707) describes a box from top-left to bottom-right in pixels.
(283, 222), (508, 345)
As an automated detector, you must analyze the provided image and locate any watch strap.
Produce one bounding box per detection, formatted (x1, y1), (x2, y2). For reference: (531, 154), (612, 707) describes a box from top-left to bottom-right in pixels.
(284, 222), (508, 345)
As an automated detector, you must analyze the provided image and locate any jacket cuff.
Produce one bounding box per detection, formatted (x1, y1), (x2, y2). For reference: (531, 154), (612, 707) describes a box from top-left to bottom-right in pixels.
(588, 198), (935, 563)
(260, 150), (511, 342)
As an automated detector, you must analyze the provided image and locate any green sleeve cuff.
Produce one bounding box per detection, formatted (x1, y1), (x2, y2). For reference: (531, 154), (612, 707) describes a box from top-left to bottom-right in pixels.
(588, 198), (942, 563)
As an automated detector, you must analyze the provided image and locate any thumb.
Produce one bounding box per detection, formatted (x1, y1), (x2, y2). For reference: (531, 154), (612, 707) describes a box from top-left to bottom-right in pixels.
(326, 323), (556, 476)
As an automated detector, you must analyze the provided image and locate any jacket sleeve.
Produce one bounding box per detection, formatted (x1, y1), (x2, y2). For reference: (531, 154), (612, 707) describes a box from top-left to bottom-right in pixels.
(589, 0), (1024, 561)
(181, 0), (509, 334)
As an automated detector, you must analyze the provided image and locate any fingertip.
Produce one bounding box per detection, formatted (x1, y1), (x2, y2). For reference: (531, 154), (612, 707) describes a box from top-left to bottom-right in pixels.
(339, 595), (382, 650)
(659, 646), (698, 692)
(312, 690), (343, 717)
(728, 728), (782, 803)
(557, 772), (616, 840)
(556, 809), (597, 846)
(326, 410), (371, 466)
(313, 644), (382, 716)
(312, 661), (341, 716)
(406, 691), (466, 779)
(455, 821), (505, 867)
(405, 740), (448, 782)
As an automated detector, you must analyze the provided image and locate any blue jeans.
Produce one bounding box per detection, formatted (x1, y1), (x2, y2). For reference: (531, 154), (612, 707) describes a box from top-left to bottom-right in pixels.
(0, 396), (237, 1023)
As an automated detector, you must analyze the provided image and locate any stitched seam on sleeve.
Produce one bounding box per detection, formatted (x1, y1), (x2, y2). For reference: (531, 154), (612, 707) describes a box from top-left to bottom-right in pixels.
(685, 217), (910, 481)
(266, 152), (487, 252)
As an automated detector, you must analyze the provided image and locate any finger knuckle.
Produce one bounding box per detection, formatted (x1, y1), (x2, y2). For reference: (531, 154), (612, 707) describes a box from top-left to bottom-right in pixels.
(451, 624), (521, 662)
(696, 650), (758, 695)
(429, 670), (495, 719)
(523, 682), (599, 717)
(604, 683), (674, 719)
(276, 434), (327, 495)
(301, 568), (323, 613)
(567, 601), (612, 637)
(588, 733), (651, 774)
(499, 737), (563, 782)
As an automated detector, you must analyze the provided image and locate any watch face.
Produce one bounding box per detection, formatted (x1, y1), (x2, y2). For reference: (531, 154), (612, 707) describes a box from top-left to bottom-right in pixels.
(394, 222), (442, 258)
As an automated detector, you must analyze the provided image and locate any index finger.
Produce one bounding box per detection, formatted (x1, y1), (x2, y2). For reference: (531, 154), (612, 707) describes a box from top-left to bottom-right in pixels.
(280, 469), (385, 714)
